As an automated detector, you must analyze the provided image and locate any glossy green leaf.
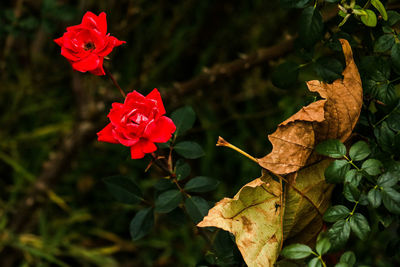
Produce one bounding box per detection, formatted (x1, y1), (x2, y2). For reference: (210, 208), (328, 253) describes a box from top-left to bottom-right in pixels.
(371, 0), (388, 21)
(325, 160), (350, 183)
(345, 169), (363, 187)
(155, 190), (183, 213)
(361, 159), (383, 175)
(314, 57), (343, 82)
(349, 213), (371, 240)
(185, 196), (210, 224)
(349, 141), (370, 161)
(184, 176), (220, 193)
(171, 106), (196, 136)
(308, 257), (322, 267)
(377, 172), (399, 188)
(374, 34), (395, 52)
(316, 237), (331, 255)
(281, 243), (313, 259)
(382, 187), (400, 214)
(328, 219), (351, 248)
(339, 251), (356, 266)
(360, 9), (377, 27)
(299, 7), (324, 47)
(130, 207), (154, 240)
(323, 205), (350, 222)
(343, 183), (360, 203)
(367, 188), (382, 208)
(174, 141), (205, 159)
(316, 139), (346, 158)
(175, 159), (191, 181)
(103, 176), (143, 204)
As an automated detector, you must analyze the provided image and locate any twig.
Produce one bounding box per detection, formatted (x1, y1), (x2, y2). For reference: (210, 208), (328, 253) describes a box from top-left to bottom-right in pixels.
(104, 66), (126, 98)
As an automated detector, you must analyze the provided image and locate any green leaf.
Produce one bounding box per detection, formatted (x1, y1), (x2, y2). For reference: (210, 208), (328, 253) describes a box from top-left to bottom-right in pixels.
(386, 103), (400, 131)
(103, 176), (143, 204)
(374, 122), (396, 152)
(184, 176), (220, 193)
(155, 190), (183, 213)
(316, 139), (346, 158)
(281, 243), (313, 259)
(343, 183), (360, 203)
(171, 106), (196, 136)
(374, 34), (395, 52)
(185, 196), (210, 223)
(328, 219), (351, 248)
(335, 263), (349, 267)
(175, 159), (191, 181)
(382, 187), (400, 214)
(154, 179), (175, 191)
(316, 237), (331, 255)
(271, 61), (299, 89)
(360, 9), (377, 27)
(392, 43), (400, 73)
(280, 0), (311, 8)
(361, 159), (383, 175)
(377, 172), (399, 188)
(323, 205), (350, 222)
(367, 188), (382, 208)
(325, 160), (350, 183)
(339, 251), (356, 266)
(371, 0), (388, 21)
(387, 11), (400, 26)
(174, 141), (205, 159)
(349, 141), (371, 161)
(314, 57), (343, 82)
(308, 257), (322, 267)
(129, 207), (154, 240)
(349, 213), (371, 240)
(345, 169), (363, 187)
(299, 7), (324, 47)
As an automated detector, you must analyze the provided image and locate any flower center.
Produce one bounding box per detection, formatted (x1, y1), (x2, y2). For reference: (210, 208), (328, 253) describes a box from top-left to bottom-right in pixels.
(84, 41), (95, 51)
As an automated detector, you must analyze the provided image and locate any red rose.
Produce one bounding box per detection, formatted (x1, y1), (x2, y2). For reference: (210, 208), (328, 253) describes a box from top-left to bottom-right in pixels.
(97, 89), (176, 159)
(54, 11), (125, 75)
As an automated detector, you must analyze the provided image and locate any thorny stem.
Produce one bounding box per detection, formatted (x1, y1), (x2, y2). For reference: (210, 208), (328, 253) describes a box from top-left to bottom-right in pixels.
(150, 153), (190, 198)
(216, 136), (323, 218)
(104, 66), (126, 98)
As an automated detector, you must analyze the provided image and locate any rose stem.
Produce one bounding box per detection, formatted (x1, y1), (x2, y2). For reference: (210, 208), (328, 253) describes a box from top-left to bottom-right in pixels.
(104, 66), (126, 98)
(150, 153), (190, 198)
(216, 136), (322, 217)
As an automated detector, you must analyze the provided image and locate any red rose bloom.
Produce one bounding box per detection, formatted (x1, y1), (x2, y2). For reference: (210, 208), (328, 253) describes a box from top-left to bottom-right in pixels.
(97, 89), (176, 159)
(54, 11), (125, 75)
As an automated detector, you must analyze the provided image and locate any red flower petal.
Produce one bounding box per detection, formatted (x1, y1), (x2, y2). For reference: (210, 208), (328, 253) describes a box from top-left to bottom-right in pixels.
(144, 116), (176, 143)
(71, 54), (100, 72)
(146, 88), (166, 116)
(130, 142), (145, 159)
(81, 11), (107, 35)
(130, 139), (157, 159)
(61, 47), (80, 61)
(97, 123), (119, 144)
(54, 37), (63, 46)
(97, 36), (126, 57)
(89, 57), (105, 75)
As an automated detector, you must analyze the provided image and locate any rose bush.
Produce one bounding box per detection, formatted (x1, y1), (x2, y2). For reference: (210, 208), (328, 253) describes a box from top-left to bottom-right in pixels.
(54, 11), (125, 75)
(97, 89), (176, 159)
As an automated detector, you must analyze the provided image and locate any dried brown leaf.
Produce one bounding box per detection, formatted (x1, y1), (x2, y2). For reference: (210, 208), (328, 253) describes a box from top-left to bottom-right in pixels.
(258, 39), (362, 175)
(198, 172), (283, 267)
